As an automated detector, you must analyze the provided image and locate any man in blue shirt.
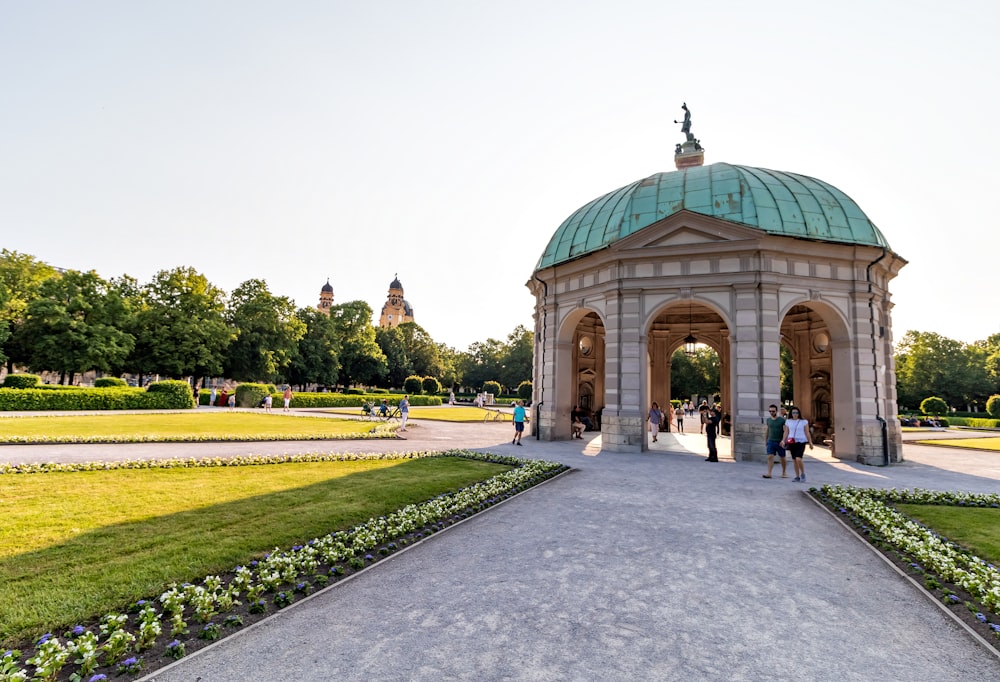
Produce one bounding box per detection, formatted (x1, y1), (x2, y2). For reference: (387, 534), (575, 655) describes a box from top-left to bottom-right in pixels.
(512, 400), (527, 446)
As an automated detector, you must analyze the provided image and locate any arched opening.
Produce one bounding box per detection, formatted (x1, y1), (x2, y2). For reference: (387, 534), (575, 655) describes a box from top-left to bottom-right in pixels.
(779, 303), (849, 449)
(552, 310), (606, 439)
(646, 302), (731, 453)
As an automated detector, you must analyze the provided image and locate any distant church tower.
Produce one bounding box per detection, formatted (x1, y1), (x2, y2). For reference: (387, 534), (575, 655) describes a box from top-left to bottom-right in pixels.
(317, 279), (334, 315)
(378, 274), (414, 328)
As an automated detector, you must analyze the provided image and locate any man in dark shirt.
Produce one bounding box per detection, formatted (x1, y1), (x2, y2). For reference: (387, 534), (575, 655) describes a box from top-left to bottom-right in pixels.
(705, 407), (721, 462)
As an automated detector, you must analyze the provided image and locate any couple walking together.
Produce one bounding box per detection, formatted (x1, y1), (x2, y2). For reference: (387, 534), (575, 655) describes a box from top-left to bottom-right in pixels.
(762, 404), (813, 482)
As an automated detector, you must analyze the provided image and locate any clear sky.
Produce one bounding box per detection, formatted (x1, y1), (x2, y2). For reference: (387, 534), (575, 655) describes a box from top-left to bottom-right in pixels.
(2, 0), (997, 350)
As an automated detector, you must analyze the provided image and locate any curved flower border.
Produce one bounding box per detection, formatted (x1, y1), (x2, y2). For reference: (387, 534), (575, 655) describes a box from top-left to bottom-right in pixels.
(814, 485), (1000, 642)
(0, 450), (568, 681)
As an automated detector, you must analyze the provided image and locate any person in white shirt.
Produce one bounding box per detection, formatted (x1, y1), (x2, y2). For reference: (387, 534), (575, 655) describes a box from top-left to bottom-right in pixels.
(781, 406), (814, 483)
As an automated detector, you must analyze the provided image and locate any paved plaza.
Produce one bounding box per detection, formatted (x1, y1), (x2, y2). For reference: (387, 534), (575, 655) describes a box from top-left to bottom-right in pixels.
(3, 411), (1000, 680)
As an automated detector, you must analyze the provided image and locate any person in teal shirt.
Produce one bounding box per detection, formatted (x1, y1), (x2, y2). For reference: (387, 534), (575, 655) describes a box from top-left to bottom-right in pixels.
(512, 400), (526, 446)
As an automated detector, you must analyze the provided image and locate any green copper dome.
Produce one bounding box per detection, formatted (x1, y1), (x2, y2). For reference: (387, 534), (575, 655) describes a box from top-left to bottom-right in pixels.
(535, 162), (890, 270)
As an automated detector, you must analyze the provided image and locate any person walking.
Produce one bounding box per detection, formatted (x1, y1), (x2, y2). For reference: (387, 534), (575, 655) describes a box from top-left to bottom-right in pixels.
(705, 407), (721, 461)
(664, 402), (674, 433)
(399, 395), (410, 431)
(193, 386), (200, 407)
(762, 404), (787, 478)
(675, 402), (684, 432)
(227, 393), (236, 411)
(512, 400), (526, 445)
(264, 394), (273, 413)
(647, 402), (663, 443)
(282, 385), (292, 412)
(782, 406), (814, 482)
(209, 386), (217, 407)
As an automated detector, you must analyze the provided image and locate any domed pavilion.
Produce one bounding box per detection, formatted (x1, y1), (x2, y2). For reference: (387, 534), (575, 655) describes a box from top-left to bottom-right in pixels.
(527, 113), (906, 464)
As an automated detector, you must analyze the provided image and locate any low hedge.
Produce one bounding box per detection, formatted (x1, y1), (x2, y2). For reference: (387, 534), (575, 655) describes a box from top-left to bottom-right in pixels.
(273, 392), (442, 408)
(0, 381), (194, 410)
(946, 416), (1000, 430)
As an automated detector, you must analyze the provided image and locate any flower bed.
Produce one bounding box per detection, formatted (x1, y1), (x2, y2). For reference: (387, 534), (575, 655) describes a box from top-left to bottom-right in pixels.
(0, 450), (568, 681)
(0, 422), (396, 446)
(812, 485), (1000, 652)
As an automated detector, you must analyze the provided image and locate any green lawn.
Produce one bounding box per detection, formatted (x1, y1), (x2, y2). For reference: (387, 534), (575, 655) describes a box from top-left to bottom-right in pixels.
(913, 437), (1000, 451)
(325, 405), (512, 422)
(0, 456), (511, 646)
(896, 504), (1000, 565)
(0, 412), (379, 442)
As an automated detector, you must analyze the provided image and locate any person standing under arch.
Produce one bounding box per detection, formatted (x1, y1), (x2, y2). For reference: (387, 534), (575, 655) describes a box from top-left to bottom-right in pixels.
(705, 407), (721, 462)
(647, 402), (663, 443)
(782, 406), (814, 482)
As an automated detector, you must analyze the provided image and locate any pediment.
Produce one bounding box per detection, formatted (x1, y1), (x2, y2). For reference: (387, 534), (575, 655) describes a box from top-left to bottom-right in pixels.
(611, 210), (763, 253)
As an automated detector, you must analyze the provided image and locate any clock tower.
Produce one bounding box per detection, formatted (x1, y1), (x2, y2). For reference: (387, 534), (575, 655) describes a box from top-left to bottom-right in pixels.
(378, 274), (414, 328)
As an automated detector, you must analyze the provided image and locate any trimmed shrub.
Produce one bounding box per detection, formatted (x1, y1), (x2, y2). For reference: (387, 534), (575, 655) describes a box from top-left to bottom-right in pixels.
(483, 381), (502, 398)
(403, 375), (424, 395)
(516, 381), (532, 401)
(236, 383), (271, 408)
(368, 388), (389, 394)
(920, 396), (948, 416)
(421, 376), (441, 396)
(146, 380), (195, 408)
(987, 395), (1000, 418)
(344, 388), (365, 395)
(3, 373), (40, 389)
(94, 377), (128, 388)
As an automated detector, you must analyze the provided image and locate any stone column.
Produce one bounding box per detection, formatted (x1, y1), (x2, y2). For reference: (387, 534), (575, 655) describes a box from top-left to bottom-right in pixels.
(602, 290), (644, 451)
(732, 284), (780, 461)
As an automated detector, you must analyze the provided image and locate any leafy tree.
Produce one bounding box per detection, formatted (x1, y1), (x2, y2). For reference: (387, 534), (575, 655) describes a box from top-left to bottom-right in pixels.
(498, 325), (533, 391)
(375, 326), (411, 388)
(126, 267), (231, 384)
(395, 322), (442, 379)
(404, 375), (424, 394)
(421, 376), (441, 396)
(670, 346), (720, 400)
(517, 380), (532, 401)
(0, 250), (58, 371)
(19, 270), (135, 384)
(225, 279), (305, 382)
(330, 301), (386, 387)
(435, 342), (461, 389)
(895, 331), (991, 409)
(460, 338), (505, 391)
(920, 396), (948, 416)
(287, 307), (341, 390)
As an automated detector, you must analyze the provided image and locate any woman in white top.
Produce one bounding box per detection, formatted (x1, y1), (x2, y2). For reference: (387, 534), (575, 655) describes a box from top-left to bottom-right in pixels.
(781, 406), (814, 483)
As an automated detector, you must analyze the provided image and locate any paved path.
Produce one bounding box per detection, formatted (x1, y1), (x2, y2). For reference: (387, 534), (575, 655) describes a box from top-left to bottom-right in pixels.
(4, 414), (1000, 680)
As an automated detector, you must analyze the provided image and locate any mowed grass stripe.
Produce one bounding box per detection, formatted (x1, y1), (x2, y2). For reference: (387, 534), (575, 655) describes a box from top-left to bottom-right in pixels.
(0, 412), (373, 441)
(0, 457), (511, 645)
(913, 437), (1000, 451)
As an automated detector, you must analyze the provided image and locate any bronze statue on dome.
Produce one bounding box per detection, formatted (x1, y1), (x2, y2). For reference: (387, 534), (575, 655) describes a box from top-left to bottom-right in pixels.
(674, 102), (695, 142)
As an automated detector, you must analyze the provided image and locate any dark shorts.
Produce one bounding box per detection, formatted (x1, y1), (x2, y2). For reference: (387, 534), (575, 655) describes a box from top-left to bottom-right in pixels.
(788, 442), (807, 459)
(766, 439), (785, 457)
(514, 422), (524, 432)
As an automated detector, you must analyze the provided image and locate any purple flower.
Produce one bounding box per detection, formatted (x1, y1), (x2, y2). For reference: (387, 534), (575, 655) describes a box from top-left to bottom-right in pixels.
(36, 633), (52, 645)
(976, 613), (988, 623)
(72, 625), (86, 636)
(89, 675), (109, 682)
(122, 656), (138, 666)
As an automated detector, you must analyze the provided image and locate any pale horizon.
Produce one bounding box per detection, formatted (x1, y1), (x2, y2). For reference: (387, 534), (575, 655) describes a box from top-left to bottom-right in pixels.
(2, 0), (997, 350)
